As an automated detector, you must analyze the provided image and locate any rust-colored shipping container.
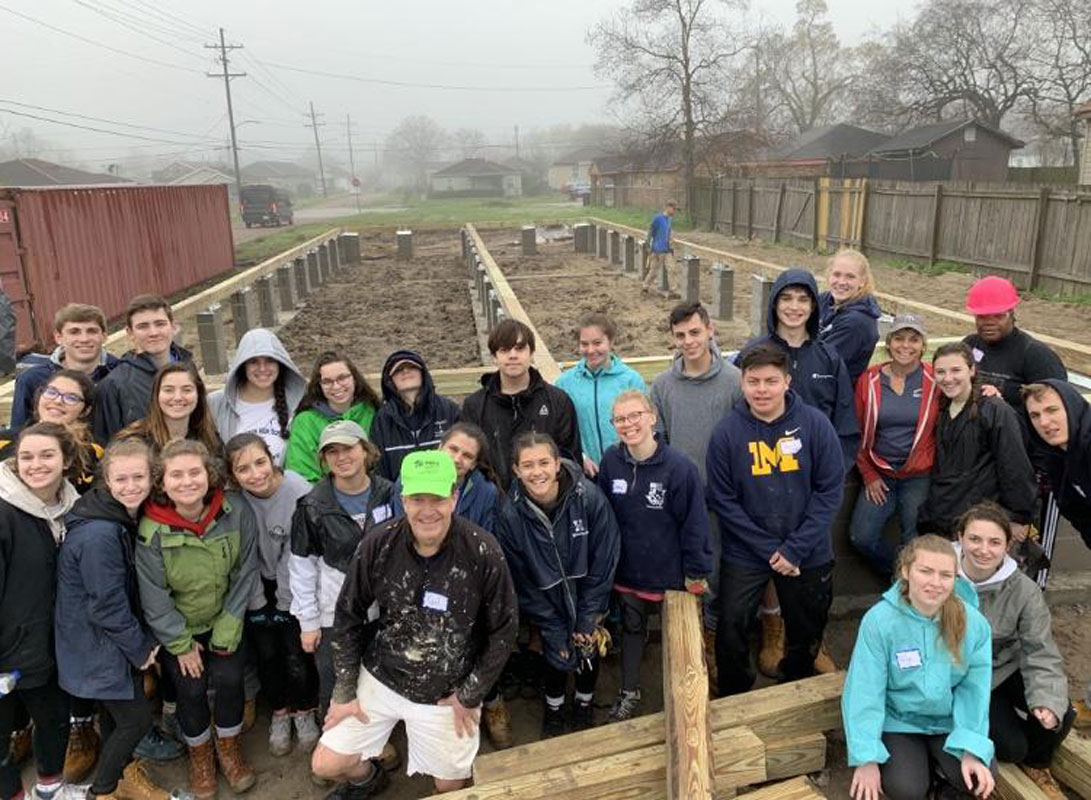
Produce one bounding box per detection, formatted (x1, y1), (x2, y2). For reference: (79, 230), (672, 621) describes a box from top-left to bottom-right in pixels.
(0, 184), (233, 352)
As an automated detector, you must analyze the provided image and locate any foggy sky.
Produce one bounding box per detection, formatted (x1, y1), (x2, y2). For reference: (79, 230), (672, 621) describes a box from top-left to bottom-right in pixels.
(3, 0), (904, 170)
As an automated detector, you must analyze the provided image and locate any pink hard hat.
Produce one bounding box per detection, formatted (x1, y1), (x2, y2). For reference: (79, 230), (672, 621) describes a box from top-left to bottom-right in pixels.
(965, 276), (1020, 315)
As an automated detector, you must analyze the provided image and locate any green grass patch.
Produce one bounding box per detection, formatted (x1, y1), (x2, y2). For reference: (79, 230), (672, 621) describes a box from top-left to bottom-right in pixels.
(1027, 287), (1091, 304)
(884, 257), (970, 277)
(333, 194), (590, 228)
(233, 223), (334, 264)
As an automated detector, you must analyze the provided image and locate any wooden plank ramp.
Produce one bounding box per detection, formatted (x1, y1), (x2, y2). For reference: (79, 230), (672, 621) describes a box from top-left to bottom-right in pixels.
(1053, 732), (1091, 799)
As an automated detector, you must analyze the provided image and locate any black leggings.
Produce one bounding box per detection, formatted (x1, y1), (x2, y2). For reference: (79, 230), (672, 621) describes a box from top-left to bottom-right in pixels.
(989, 671), (1075, 768)
(618, 592), (659, 692)
(542, 656), (600, 701)
(88, 676), (154, 796)
(160, 632), (246, 743)
(0, 678), (69, 798)
(879, 732), (995, 800)
(246, 611), (319, 713)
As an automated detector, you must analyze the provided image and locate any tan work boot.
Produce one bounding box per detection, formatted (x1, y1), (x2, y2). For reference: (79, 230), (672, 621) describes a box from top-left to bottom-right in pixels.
(214, 735), (256, 794)
(116, 758), (172, 799)
(757, 613), (785, 678)
(378, 741), (400, 771)
(1021, 766), (1066, 800)
(483, 700), (514, 749)
(813, 640), (837, 674)
(63, 720), (100, 783)
(187, 740), (217, 800)
(241, 698), (256, 734)
(1075, 699), (1091, 730)
(702, 628), (718, 693)
(10, 725), (31, 766)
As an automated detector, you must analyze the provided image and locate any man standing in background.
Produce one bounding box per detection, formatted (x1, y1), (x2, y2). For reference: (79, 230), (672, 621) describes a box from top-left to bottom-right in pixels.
(642, 200), (677, 295)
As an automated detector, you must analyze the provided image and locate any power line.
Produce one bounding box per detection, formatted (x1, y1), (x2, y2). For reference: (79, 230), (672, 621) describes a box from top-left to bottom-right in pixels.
(0, 99), (225, 141)
(107, 0), (209, 41)
(241, 50), (307, 108)
(127, 0), (211, 39)
(0, 107), (225, 146)
(261, 61), (610, 92)
(71, 0), (209, 59)
(0, 3), (204, 74)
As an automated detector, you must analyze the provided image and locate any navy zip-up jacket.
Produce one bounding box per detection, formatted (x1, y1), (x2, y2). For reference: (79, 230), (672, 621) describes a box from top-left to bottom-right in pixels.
(370, 350), (460, 481)
(818, 290), (881, 384)
(737, 269), (859, 471)
(494, 460), (620, 671)
(597, 437), (713, 592)
(706, 391), (844, 570)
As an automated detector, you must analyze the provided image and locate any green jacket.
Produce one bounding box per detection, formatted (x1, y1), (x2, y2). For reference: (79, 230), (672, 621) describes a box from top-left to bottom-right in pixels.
(284, 402), (376, 482)
(135, 490), (258, 655)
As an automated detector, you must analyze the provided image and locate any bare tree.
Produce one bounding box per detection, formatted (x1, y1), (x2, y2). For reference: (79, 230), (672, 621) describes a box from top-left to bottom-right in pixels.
(383, 115), (447, 193)
(452, 127), (488, 160)
(589, 0), (746, 206)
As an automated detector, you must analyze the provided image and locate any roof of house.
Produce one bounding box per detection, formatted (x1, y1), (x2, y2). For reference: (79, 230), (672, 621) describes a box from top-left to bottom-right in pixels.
(552, 146), (606, 166)
(0, 158), (130, 187)
(770, 124), (891, 161)
(166, 165), (234, 186)
(869, 119), (1024, 154)
(240, 160), (314, 180)
(432, 158), (519, 177)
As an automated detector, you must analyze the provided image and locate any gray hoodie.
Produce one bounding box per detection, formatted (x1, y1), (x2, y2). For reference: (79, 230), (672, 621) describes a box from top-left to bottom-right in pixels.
(207, 329), (306, 463)
(650, 342), (742, 483)
(956, 543), (1069, 720)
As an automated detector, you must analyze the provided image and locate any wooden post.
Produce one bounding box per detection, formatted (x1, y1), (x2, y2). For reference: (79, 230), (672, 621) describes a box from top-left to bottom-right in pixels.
(927, 183), (944, 266)
(663, 591), (715, 800)
(858, 179), (870, 251)
(773, 181), (786, 243)
(730, 180), (738, 236)
(747, 183), (754, 240)
(709, 177), (718, 231)
(1027, 187), (1051, 291)
(811, 179), (821, 251)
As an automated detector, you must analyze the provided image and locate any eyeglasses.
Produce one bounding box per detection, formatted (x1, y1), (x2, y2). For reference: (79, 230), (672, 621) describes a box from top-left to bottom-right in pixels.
(319, 373), (353, 389)
(42, 386), (85, 406)
(611, 410), (649, 427)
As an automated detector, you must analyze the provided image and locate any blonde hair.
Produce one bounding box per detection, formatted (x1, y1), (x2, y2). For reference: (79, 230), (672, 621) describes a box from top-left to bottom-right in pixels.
(826, 248), (875, 303)
(895, 534), (966, 664)
(611, 389), (654, 415)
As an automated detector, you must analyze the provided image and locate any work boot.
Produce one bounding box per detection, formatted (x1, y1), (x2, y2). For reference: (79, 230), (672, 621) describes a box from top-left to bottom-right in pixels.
(268, 713), (292, 757)
(608, 689), (642, 722)
(377, 742), (400, 772)
(1021, 766), (1066, 800)
(116, 758), (196, 799)
(64, 720), (101, 783)
(324, 760), (388, 799)
(482, 700), (513, 749)
(572, 701), (595, 732)
(241, 699), (257, 734)
(757, 613), (785, 679)
(813, 640), (837, 674)
(1075, 699), (1091, 730)
(10, 724), (31, 765)
(293, 710), (321, 750)
(213, 735), (255, 794)
(133, 727), (184, 762)
(702, 628), (718, 692)
(186, 741), (217, 800)
(541, 703), (567, 739)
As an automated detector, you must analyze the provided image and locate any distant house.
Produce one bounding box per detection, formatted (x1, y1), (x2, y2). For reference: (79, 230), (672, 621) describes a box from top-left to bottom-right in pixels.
(429, 158), (522, 197)
(865, 119), (1024, 182)
(0, 158), (131, 187)
(590, 151), (684, 209)
(548, 146), (603, 191)
(240, 161), (316, 196)
(727, 124), (891, 179)
(151, 160), (233, 184)
(504, 156), (545, 194)
(158, 164), (237, 204)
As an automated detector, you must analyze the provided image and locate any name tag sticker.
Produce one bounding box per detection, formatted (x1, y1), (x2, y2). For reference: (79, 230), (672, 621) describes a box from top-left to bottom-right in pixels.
(780, 438), (803, 455)
(611, 479), (627, 494)
(896, 649), (922, 670)
(372, 504), (392, 524)
(422, 591), (449, 612)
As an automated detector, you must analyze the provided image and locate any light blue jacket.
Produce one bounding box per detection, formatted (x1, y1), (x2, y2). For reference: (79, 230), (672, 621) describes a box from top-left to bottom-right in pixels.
(556, 354), (646, 464)
(842, 579), (994, 768)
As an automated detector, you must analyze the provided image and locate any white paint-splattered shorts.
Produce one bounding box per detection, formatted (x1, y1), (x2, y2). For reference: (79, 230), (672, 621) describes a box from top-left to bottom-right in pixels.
(319, 669), (479, 780)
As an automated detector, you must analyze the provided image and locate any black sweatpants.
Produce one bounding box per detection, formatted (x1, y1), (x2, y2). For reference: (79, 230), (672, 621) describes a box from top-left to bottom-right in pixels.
(990, 671), (1076, 768)
(542, 656), (600, 701)
(87, 675), (154, 796)
(716, 560), (834, 697)
(617, 592), (660, 692)
(246, 611), (319, 713)
(0, 678), (69, 798)
(879, 732), (995, 800)
(160, 632), (246, 743)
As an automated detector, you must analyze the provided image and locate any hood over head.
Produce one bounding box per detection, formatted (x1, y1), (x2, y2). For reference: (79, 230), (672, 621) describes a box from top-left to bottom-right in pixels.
(769, 268), (821, 339)
(1026, 378), (1090, 455)
(224, 328), (306, 403)
(380, 349), (437, 410)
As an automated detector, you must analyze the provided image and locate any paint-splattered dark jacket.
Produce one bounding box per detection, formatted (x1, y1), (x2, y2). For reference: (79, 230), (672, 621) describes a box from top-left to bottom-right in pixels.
(329, 515), (517, 707)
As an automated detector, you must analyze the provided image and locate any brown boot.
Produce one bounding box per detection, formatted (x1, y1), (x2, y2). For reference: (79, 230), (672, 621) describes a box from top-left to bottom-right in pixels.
(702, 628), (718, 693)
(483, 699), (514, 749)
(187, 740), (218, 800)
(214, 735), (256, 794)
(757, 613), (785, 679)
(116, 758), (171, 800)
(10, 725), (31, 766)
(1021, 766), (1066, 800)
(1075, 698), (1091, 730)
(813, 640), (837, 674)
(241, 698), (257, 733)
(63, 720), (100, 783)
(378, 741), (400, 771)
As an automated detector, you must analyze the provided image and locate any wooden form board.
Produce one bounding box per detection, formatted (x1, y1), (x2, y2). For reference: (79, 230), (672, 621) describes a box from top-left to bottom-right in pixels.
(995, 762), (1055, 800)
(736, 776), (826, 799)
(662, 591), (715, 799)
(1053, 732), (1091, 799)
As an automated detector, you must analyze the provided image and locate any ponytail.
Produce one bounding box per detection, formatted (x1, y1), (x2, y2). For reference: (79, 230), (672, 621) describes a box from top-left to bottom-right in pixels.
(895, 534), (967, 664)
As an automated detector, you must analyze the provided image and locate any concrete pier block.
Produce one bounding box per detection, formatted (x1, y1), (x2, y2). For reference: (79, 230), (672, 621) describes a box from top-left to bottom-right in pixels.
(328, 238), (340, 270)
(306, 250), (322, 288)
(293, 256), (311, 298)
(460, 229), (468, 259)
(486, 288), (499, 330)
(196, 304), (228, 375)
(573, 223), (590, 253)
(521, 226), (537, 256)
(230, 287), (258, 345)
(609, 230), (621, 266)
(277, 264), (297, 311)
(317, 244), (331, 280)
(712, 262), (734, 321)
(683, 255), (700, 303)
(255, 275), (278, 327)
(397, 230), (413, 260)
(337, 232), (360, 264)
(597, 227), (608, 259)
(587, 223), (597, 254)
(750, 274), (774, 336)
(623, 235), (636, 273)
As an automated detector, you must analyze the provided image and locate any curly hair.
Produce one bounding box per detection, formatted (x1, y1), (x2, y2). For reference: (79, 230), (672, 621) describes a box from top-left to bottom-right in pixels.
(153, 438), (224, 506)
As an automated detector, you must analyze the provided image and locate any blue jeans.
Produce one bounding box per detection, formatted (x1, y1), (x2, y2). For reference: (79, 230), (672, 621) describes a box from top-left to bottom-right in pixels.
(849, 475), (929, 577)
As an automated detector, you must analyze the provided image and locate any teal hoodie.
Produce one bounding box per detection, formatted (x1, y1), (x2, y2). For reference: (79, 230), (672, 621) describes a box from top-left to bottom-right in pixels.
(556, 354), (646, 464)
(842, 579), (994, 767)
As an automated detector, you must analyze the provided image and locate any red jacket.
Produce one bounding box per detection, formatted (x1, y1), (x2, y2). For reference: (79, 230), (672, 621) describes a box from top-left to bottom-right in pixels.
(854, 362), (939, 484)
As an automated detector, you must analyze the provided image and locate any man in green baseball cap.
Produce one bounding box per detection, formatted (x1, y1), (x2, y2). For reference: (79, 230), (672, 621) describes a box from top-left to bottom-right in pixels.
(311, 450), (517, 795)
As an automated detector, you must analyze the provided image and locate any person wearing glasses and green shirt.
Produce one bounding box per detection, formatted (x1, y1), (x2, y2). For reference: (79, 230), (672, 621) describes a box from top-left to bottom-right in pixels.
(285, 351), (382, 483)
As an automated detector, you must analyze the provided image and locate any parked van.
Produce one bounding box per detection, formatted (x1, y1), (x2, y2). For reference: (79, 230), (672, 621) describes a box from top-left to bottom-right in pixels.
(240, 184), (294, 227)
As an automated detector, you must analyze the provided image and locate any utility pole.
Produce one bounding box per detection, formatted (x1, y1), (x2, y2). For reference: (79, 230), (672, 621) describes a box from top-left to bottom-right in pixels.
(205, 28), (245, 207)
(346, 114), (360, 212)
(306, 101), (328, 197)
(514, 124), (520, 159)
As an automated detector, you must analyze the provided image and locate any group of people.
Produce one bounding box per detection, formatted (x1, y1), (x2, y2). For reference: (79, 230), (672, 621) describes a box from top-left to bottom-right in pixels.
(0, 236), (1087, 800)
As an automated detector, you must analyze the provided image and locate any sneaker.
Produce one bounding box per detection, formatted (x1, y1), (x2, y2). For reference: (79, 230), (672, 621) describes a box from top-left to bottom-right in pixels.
(572, 701), (595, 731)
(324, 760), (389, 799)
(133, 727), (184, 762)
(483, 700), (514, 749)
(608, 689), (642, 722)
(269, 713), (293, 757)
(293, 710), (321, 749)
(1021, 766), (1066, 800)
(33, 784), (89, 800)
(541, 703), (567, 739)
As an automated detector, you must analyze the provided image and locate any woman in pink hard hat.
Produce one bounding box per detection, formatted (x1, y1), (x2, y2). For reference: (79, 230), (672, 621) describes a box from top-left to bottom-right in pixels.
(962, 276), (1066, 409)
